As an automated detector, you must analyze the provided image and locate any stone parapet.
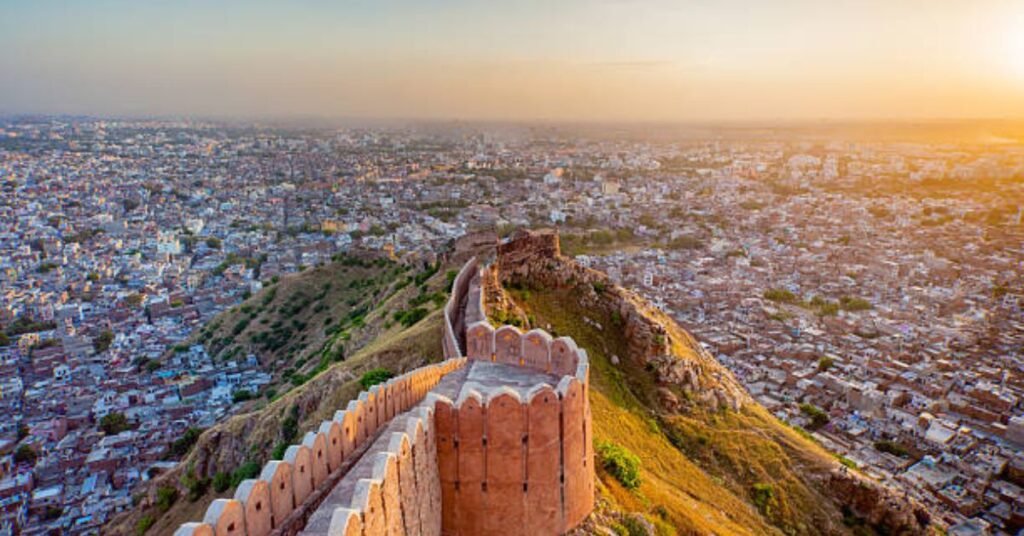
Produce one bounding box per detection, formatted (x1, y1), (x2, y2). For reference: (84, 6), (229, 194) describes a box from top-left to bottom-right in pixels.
(174, 359), (466, 536)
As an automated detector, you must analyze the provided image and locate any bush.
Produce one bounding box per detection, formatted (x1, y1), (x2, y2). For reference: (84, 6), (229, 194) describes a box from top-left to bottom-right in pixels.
(800, 403), (829, 430)
(14, 445), (37, 465)
(230, 461), (262, 487)
(212, 471), (231, 493)
(360, 368), (394, 389)
(763, 288), (799, 304)
(752, 482), (774, 515)
(597, 441), (641, 489)
(155, 485), (178, 512)
(100, 412), (131, 435)
(93, 330), (115, 353)
(839, 296), (872, 311)
(874, 440), (909, 458)
(136, 515), (156, 535)
(232, 390), (253, 403)
(393, 307), (429, 327)
(168, 427), (204, 458)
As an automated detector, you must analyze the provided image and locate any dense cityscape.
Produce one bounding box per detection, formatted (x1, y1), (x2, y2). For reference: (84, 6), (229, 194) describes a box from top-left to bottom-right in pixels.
(0, 117), (1021, 535)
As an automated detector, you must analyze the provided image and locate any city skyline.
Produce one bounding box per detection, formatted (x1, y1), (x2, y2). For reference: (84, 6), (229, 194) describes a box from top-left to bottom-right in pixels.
(3, 0), (1024, 121)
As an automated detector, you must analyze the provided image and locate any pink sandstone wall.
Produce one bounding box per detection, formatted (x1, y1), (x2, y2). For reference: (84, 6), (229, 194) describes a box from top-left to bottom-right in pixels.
(178, 256), (595, 536)
(177, 359), (466, 536)
(431, 335), (593, 536)
(326, 405), (442, 536)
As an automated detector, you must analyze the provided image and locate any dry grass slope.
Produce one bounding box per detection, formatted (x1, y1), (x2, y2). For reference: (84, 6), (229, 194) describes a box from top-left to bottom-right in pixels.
(515, 288), (870, 536)
(106, 257), (453, 536)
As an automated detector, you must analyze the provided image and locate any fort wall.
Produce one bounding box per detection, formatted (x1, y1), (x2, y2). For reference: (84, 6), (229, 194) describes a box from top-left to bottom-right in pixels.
(176, 256), (594, 536)
(174, 359), (465, 536)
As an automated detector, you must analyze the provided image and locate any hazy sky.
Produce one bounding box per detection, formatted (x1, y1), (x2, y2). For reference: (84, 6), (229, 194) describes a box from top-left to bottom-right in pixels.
(2, 0), (1024, 121)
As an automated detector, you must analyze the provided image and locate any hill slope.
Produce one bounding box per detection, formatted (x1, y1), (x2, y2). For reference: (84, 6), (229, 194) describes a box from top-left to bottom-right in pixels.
(106, 255), (455, 535)
(490, 230), (933, 536)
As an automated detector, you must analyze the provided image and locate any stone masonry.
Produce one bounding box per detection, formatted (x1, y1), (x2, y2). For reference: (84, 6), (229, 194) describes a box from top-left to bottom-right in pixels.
(173, 257), (595, 536)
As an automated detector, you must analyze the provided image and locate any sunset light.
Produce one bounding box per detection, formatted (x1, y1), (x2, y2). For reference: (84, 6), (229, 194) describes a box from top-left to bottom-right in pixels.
(1, 3), (1024, 536)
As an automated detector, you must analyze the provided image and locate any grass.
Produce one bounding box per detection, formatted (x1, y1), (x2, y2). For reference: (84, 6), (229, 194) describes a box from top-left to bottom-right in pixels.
(509, 285), (861, 536)
(105, 259), (453, 536)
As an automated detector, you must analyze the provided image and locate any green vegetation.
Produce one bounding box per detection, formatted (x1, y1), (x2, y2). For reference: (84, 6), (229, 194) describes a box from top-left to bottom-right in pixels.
(763, 288), (800, 304)
(799, 403), (830, 430)
(168, 428), (204, 458)
(359, 368), (394, 389)
(4, 316), (57, 336)
(839, 296), (873, 311)
(232, 390), (253, 403)
(155, 485), (178, 513)
(100, 412), (131, 435)
(751, 483), (775, 515)
(817, 356), (835, 372)
(181, 467), (210, 502)
(230, 461), (262, 488)
(135, 515), (156, 535)
(212, 471), (231, 493)
(14, 444), (38, 465)
(664, 235), (703, 250)
(597, 441), (642, 490)
(393, 307), (429, 327)
(93, 330), (115, 353)
(874, 440), (910, 458)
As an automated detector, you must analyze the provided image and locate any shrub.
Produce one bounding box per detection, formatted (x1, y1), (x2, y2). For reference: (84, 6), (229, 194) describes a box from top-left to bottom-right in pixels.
(752, 482), (774, 515)
(14, 445), (37, 465)
(93, 330), (115, 353)
(800, 403), (829, 430)
(232, 390), (253, 403)
(100, 412), (131, 435)
(136, 515), (156, 535)
(597, 441), (641, 489)
(212, 471), (231, 493)
(360, 368), (394, 389)
(839, 296), (873, 311)
(763, 288), (799, 304)
(874, 440), (909, 458)
(168, 427), (204, 458)
(155, 485), (178, 512)
(230, 461), (262, 487)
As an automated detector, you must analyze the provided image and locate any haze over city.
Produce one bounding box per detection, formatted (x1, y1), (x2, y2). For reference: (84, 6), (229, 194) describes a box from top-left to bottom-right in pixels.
(2, 2), (1024, 536)
(3, 0), (1024, 121)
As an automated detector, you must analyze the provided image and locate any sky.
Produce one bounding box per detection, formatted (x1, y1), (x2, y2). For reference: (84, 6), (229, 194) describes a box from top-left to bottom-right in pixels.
(2, 0), (1024, 122)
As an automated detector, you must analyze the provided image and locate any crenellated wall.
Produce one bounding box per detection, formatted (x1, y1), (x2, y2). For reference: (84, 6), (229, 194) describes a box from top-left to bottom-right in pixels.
(176, 256), (594, 536)
(173, 359), (466, 536)
(443, 257), (478, 359)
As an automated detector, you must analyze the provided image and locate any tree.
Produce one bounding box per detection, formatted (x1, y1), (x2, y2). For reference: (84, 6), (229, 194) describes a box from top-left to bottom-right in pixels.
(14, 445), (37, 465)
(818, 356), (835, 372)
(0, 332), (9, 347)
(100, 412), (131, 435)
(93, 330), (115, 353)
(205, 237), (222, 249)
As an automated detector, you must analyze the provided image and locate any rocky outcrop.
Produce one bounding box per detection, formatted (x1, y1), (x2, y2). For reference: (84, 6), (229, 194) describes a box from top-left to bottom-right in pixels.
(491, 229), (747, 411)
(826, 471), (932, 535)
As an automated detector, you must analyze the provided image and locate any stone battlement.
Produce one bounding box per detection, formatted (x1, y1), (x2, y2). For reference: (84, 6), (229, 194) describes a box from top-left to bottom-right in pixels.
(174, 257), (594, 536)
